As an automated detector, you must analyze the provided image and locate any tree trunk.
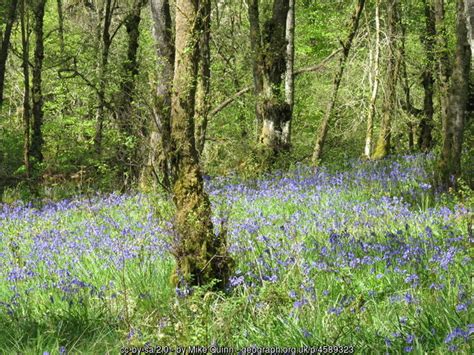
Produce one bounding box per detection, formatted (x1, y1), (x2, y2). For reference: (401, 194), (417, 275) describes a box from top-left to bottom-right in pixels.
(116, 0), (145, 183)
(364, 0), (380, 158)
(467, 0), (474, 55)
(434, 0), (452, 135)
(311, 0), (365, 165)
(0, 0), (18, 108)
(398, 6), (420, 153)
(246, 0), (264, 139)
(372, 0), (400, 160)
(94, 0), (113, 156)
(141, 0), (174, 190)
(20, 0), (30, 178)
(436, 0), (470, 189)
(465, 0), (474, 113)
(56, 0), (65, 53)
(30, 0), (46, 167)
(247, 0), (291, 154)
(418, 0), (436, 151)
(169, 0), (232, 289)
(283, 0), (295, 147)
(194, 0), (211, 156)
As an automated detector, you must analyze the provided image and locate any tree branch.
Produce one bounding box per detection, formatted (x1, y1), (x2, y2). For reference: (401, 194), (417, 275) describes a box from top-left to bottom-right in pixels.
(208, 49), (342, 118)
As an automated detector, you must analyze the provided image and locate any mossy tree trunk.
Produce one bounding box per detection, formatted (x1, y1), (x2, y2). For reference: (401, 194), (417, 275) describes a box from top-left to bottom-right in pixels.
(247, 0), (291, 154)
(141, 0), (174, 190)
(311, 0), (365, 165)
(436, 0), (471, 190)
(372, 0), (401, 160)
(194, 0), (211, 156)
(169, 0), (232, 289)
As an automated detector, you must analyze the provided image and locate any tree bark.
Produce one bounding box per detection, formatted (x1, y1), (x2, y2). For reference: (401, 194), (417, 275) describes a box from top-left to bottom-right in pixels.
(246, 0), (264, 139)
(364, 0), (380, 158)
(434, 0), (452, 135)
(169, 0), (232, 289)
(418, 0), (436, 151)
(466, 0), (473, 56)
(194, 0), (211, 156)
(20, 0), (30, 178)
(57, 0), (65, 53)
(247, 0), (291, 154)
(283, 0), (295, 147)
(311, 0), (365, 165)
(436, 0), (471, 190)
(94, 0), (114, 155)
(141, 0), (174, 190)
(465, 0), (474, 113)
(0, 0), (18, 108)
(372, 0), (401, 160)
(116, 0), (145, 183)
(30, 0), (46, 167)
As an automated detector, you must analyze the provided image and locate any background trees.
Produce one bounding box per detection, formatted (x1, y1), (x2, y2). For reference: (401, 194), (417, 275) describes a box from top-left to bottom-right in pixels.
(0, 0), (471, 197)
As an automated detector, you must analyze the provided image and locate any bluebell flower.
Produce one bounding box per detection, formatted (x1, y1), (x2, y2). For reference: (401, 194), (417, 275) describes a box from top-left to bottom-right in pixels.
(456, 303), (468, 312)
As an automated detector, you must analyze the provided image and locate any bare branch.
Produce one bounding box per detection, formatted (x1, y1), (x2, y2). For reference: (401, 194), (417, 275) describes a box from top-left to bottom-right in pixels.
(208, 49), (342, 118)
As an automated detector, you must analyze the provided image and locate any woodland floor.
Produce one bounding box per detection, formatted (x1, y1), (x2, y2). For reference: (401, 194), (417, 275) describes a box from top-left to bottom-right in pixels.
(0, 153), (472, 354)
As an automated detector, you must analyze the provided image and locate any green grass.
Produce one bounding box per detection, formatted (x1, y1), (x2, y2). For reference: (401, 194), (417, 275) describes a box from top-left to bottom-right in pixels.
(0, 155), (472, 353)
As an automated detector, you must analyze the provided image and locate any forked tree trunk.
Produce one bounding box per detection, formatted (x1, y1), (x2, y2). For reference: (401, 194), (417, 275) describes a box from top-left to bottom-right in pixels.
(312, 0), (365, 164)
(169, 0), (232, 289)
(372, 0), (401, 160)
(436, 0), (471, 189)
(0, 0), (18, 108)
(141, 0), (174, 190)
(364, 0), (380, 158)
(30, 0), (46, 167)
(194, 0), (211, 156)
(418, 0), (436, 151)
